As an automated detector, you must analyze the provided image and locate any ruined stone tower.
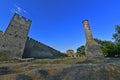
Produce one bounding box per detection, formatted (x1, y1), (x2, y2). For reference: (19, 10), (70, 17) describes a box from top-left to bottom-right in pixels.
(0, 30), (3, 39)
(0, 13), (66, 59)
(82, 20), (104, 61)
(0, 13), (32, 59)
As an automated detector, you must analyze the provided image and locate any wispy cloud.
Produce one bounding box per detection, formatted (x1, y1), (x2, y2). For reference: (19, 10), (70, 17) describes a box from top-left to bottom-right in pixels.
(11, 4), (28, 14)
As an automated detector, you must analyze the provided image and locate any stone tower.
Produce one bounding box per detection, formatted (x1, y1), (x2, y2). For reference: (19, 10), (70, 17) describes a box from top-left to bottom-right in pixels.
(0, 30), (3, 39)
(0, 13), (32, 59)
(82, 20), (104, 61)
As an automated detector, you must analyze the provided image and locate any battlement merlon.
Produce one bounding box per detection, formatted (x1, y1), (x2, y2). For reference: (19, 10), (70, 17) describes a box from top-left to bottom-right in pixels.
(13, 13), (32, 26)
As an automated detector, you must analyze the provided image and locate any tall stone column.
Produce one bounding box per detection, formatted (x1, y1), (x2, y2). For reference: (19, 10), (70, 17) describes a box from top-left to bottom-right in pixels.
(82, 20), (104, 62)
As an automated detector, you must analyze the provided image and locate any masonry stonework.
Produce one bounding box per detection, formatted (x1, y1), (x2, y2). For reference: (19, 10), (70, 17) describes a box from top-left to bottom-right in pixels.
(0, 30), (3, 39)
(23, 37), (65, 58)
(82, 20), (104, 61)
(66, 49), (74, 57)
(0, 13), (32, 59)
(0, 13), (64, 59)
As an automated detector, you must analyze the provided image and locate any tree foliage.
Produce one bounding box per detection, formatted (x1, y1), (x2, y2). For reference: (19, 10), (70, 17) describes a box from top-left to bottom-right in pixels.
(77, 45), (85, 56)
(94, 38), (115, 57)
(112, 25), (120, 57)
(113, 25), (120, 43)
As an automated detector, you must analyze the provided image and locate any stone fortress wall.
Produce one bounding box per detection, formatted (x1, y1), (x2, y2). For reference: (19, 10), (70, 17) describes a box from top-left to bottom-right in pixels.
(23, 37), (64, 58)
(0, 13), (64, 59)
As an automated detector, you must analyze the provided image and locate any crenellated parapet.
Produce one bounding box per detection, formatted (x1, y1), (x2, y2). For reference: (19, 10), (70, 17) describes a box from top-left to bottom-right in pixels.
(23, 37), (63, 58)
(13, 13), (32, 25)
(26, 37), (60, 52)
(0, 13), (32, 59)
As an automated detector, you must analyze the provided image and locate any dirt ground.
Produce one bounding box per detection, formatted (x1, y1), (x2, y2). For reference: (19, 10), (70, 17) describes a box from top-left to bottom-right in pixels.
(0, 57), (120, 80)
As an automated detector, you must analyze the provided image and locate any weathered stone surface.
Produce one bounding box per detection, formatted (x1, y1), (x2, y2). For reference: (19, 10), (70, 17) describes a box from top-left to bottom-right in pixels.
(0, 30), (3, 39)
(66, 49), (74, 57)
(82, 20), (104, 61)
(0, 13), (32, 59)
(0, 66), (12, 75)
(85, 40), (104, 61)
(0, 58), (120, 80)
(0, 13), (65, 59)
(23, 37), (65, 58)
(60, 61), (120, 80)
(16, 74), (32, 80)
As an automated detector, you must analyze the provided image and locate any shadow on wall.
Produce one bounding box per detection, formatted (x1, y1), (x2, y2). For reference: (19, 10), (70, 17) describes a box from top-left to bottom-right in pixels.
(22, 37), (66, 59)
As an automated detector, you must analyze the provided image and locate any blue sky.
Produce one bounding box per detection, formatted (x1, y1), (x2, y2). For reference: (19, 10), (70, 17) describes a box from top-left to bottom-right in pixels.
(0, 0), (120, 52)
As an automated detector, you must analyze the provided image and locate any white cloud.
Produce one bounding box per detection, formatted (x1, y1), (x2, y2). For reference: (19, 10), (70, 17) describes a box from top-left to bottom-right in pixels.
(10, 4), (28, 14)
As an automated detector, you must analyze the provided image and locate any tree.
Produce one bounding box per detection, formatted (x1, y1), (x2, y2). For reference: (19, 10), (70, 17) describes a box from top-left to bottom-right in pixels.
(77, 45), (85, 56)
(112, 25), (120, 57)
(94, 38), (115, 57)
(113, 25), (120, 43)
